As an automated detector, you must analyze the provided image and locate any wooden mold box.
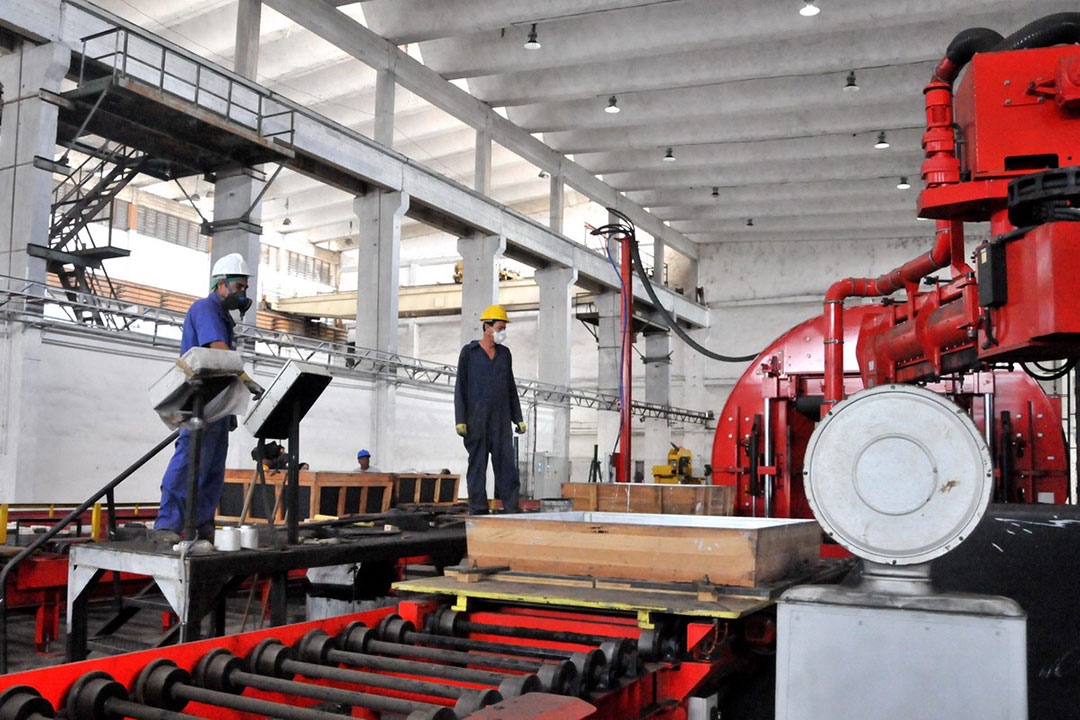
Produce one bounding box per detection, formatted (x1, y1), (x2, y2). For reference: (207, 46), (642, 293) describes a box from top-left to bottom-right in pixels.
(561, 482), (734, 516)
(466, 511), (820, 588)
(218, 470), (394, 523)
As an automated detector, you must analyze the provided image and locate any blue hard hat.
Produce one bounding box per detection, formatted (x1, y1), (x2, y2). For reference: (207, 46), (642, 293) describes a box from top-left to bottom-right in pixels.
(357, 449), (371, 459)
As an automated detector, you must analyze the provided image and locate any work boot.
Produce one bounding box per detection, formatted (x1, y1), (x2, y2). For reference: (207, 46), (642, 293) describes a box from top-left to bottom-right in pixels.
(196, 523), (216, 542)
(153, 529), (181, 545)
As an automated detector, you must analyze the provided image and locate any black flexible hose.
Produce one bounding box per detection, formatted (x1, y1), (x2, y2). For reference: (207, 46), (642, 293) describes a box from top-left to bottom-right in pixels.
(993, 13), (1080, 52)
(593, 209), (759, 363)
(1021, 358), (1077, 382)
(946, 28), (1004, 66)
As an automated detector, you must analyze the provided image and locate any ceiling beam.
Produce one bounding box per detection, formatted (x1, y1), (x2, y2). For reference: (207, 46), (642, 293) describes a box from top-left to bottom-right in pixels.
(261, 0), (698, 260)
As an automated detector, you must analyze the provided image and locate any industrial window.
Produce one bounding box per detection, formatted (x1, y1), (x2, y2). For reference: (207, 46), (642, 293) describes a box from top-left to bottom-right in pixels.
(128, 203), (209, 252)
(283, 250), (332, 284)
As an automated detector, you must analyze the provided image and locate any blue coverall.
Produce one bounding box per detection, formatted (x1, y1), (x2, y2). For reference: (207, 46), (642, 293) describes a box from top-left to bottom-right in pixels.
(454, 341), (524, 514)
(154, 294), (234, 532)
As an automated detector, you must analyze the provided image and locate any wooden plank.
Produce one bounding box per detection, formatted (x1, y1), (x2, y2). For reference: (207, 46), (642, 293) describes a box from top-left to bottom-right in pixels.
(560, 483), (734, 516)
(467, 512), (819, 587)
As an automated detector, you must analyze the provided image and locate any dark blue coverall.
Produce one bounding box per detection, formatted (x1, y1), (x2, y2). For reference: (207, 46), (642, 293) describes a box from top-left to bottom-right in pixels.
(454, 341), (524, 514)
(154, 294), (234, 533)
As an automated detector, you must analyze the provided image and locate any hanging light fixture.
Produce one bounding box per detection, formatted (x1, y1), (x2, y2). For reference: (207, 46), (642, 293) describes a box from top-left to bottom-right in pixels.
(711, 186), (720, 197)
(605, 96), (620, 114)
(799, 1), (821, 17)
(746, 218), (754, 227)
(662, 147), (676, 162)
(282, 198), (293, 226)
(844, 70), (860, 92)
(896, 176), (911, 190)
(524, 23), (541, 50)
(874, 131), (890, 149)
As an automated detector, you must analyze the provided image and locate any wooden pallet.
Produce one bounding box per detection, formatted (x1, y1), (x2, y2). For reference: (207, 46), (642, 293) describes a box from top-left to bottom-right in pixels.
(393, 474), (460, 506)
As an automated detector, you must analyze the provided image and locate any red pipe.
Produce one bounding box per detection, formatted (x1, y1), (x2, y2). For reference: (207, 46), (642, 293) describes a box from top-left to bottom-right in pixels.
(822, 220), (963, 414)
(619, 235), (633, 485)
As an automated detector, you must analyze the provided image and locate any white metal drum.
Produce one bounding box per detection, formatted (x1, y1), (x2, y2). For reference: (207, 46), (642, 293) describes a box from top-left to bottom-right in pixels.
(804, 385), (993, 565)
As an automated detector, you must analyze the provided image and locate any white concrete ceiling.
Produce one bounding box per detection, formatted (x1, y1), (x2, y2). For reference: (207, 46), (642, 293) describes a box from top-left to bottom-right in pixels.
(97, 0), (1074, 247)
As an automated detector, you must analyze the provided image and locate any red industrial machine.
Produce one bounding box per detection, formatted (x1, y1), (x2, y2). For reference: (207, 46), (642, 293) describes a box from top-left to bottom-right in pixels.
(714, 15), (1080, 524)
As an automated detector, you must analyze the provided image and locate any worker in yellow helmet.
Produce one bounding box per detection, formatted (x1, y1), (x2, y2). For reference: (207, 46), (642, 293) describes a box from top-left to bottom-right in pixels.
(454, 304), (526, 514)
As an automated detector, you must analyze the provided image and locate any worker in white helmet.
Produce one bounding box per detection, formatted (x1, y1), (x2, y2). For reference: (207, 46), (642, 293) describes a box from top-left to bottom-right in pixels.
(153, 253), (253, 544)
(454, 304), (525, 514)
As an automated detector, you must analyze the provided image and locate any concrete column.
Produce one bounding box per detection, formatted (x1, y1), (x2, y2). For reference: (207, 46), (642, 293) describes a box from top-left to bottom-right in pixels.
(536, 265), (577, 492)
(642, 331), (672, 475)
(474, 129), (492, 195)
(456, 233), (504, 347)
(211, 167), (263, 315)
(652, 236), (665, 283)
(0, 43), (70, 502)
(374, 68), (395, 148)
(549, 172), (564, 235)
(595, 290), (621, 480)
(234, 0), (262, 79)
(354, 190), (409, 470)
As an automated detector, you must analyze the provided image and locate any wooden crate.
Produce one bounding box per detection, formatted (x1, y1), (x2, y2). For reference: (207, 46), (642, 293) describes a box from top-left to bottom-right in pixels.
(561, 482), (734, 516)
(466, 511), (820, 588)
(218, 470), (393, 523)
(393, 474), (460, 506)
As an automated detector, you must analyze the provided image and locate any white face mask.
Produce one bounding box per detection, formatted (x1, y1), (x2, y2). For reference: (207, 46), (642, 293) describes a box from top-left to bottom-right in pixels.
(493, 329), (507, 344)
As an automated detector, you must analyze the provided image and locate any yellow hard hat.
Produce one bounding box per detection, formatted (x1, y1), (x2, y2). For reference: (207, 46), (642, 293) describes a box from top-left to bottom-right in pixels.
(480, 304), (510, 323)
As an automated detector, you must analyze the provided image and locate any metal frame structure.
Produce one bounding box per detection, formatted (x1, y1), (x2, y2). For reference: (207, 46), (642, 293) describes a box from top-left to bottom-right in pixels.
(0, 276), (712, 424)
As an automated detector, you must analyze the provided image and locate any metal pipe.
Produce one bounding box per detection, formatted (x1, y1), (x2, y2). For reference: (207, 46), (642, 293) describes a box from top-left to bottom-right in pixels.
(763, 399), (773, 518)
(448, 618), (624, 648)
(404, 628), (574, 662)
(619, 234), (634, 484)
(324, 646), (528, 687)
(183, 390), (205, 543)
(983, 392), (995, 455)
(231, 669), (452, 717)
(358, 635), (556, 673)
(105, 698), (202, 720)
(170, 683), (359, 720)
(0, 431), (179, 673)
(277, 655), (465, 700)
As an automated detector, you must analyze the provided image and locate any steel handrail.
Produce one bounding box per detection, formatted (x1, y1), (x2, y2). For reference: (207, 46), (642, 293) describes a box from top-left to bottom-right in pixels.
(0, 430), (179, 673)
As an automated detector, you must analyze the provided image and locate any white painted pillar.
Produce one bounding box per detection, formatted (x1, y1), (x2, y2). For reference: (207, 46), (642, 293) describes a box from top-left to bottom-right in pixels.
(536, 265), (577, 493)
(456, 234), (504, 347)
(354, 191), (409, 470)
(0, 43), (70, 502)
(549, 172), (564, 235)
(652, 236), (665, 283)
(643, 331), (672, 476)
(374, 68), (395, 148)
(210, 5), (264, 318)
(595, 290), (621, 480)
(474, 129), (492, 195)
(234, 0), (262, 79)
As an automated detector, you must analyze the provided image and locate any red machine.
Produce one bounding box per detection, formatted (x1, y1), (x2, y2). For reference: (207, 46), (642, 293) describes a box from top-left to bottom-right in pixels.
(715, 15), (1080, 523)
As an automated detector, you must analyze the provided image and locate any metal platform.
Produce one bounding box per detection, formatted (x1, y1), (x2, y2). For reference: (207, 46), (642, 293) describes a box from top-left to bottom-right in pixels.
(393, 560), (851, 628)
(67, 527), (465, 661)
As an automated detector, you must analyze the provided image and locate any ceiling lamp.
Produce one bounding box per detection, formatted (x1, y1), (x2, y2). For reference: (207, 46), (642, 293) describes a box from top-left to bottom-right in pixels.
(662, 147), (676, 162)
(896, 176), (911, 190)
(799, 1), (821, 16)
(282, 198), (293, 226)
(711, 186), (720, 197)
(524, 23), (541, 50)
(605, 96), (620, 114)
(874, 131), (890, 149)
(746, 218), (754, 227)
(844, 70), (859, 93)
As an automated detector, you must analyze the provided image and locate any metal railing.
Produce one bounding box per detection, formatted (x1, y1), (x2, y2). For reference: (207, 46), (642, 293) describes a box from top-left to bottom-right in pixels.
(75, 25), (294, 144)
(0, 276), (712, 424)
(0, 431), (179, 673)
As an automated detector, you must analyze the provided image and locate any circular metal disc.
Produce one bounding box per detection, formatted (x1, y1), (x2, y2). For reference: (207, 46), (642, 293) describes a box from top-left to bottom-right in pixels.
(804, 385), (992, 565)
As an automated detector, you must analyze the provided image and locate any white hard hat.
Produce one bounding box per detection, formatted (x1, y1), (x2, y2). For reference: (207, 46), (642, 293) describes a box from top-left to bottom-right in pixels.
(210, 252), (251, 278)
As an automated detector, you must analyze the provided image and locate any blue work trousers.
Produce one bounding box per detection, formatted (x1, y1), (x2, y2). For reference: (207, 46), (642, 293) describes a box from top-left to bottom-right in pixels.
(464, 421), (519, 514)
(155, 417), (230, 532)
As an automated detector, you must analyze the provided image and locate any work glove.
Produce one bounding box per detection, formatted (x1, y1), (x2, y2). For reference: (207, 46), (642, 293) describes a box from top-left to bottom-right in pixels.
(456, 423), (468, 437)
(515, 421), (527, 434)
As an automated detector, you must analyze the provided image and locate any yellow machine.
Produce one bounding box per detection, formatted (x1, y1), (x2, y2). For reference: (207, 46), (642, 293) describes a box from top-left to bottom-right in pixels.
(652, 444), (699, 484)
